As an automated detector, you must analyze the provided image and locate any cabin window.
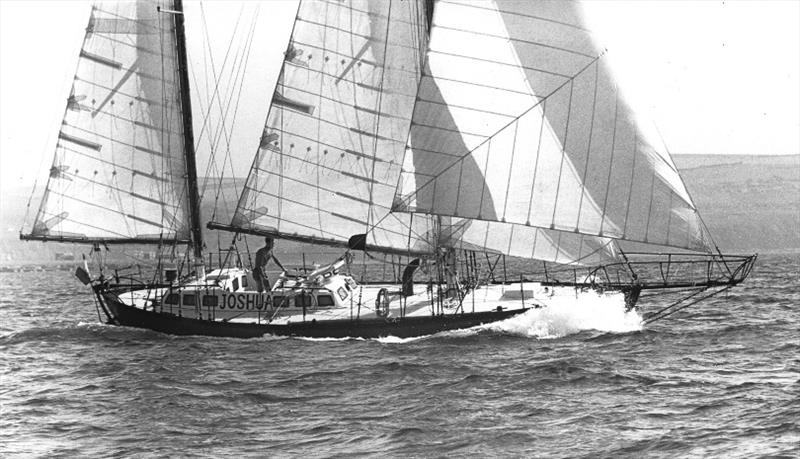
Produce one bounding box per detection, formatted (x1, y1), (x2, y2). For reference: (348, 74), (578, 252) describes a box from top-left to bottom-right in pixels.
(337, 287), (348, 300)
(202, 295), (218, 307)
(232, 278), (240, 291)
(183, 294), (196, 306)
(346, 278), (358, 290)
(241, 276), (248, 288)
(164, 293), (179, 305)
(318, 295), (334, 306)
(272, 295), (286, 307)
(295, 294), (312, 307)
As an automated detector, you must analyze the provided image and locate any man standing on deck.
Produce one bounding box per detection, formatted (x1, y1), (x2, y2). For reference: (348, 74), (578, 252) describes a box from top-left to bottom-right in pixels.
(254, 237), (284, 292)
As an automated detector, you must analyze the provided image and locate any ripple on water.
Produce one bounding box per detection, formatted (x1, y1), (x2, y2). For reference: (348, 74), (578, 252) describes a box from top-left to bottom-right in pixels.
(0, 255), (798, 457)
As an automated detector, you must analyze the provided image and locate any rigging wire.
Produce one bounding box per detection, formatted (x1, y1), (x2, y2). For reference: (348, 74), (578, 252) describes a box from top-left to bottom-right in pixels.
(651, 124), (731, 274)
(208, 9), (260, 219)
(193, 3), (245, 193)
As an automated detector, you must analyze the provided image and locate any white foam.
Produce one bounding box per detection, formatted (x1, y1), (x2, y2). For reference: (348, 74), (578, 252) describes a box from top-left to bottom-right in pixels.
(296, 336), (366, 342)
(375, 335), (427, 344)
(302, 290), (642, 342)
(484, 290), (643, 339)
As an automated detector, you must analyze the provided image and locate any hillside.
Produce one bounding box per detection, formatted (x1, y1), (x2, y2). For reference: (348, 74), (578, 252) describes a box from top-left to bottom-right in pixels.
(671, 154), (799, 253)
(1, 154), (798, 264)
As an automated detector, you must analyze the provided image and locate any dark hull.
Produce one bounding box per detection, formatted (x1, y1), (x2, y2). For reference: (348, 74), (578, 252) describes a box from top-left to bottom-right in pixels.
(101, 293), (529, 339)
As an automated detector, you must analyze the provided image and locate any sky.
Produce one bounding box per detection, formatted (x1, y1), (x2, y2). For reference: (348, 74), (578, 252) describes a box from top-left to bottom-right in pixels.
(0, 0), (798, 196)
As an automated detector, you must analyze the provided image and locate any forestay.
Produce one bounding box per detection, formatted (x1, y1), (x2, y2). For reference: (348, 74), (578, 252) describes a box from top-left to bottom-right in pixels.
(230, 0), (436, 255)
(26, 0), (192, 243)
(394, 0), (712, 253)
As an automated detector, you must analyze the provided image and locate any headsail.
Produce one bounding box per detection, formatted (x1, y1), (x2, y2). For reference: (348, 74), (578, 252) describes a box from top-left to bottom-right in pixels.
(439, 218), (617, 265)
(228, 0), (435, 255)
(394, 0), (712, 253)
(23, 0), (194, 244)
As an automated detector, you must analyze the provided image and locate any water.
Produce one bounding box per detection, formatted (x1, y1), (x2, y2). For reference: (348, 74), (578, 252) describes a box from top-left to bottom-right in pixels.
(1, 254), (798, 457)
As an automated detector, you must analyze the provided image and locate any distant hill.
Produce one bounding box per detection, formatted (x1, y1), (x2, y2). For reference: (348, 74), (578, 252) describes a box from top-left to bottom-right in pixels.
(1, 154), (798, 265)
(671, 154), (799, 253)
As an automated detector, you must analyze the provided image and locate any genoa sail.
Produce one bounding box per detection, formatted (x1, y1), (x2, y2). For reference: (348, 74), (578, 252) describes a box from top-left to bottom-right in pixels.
(24, 0), (193, 243)
(393, 0), (712, 253)
(228, 0), (437, 255)
(439, 218), (618, 265)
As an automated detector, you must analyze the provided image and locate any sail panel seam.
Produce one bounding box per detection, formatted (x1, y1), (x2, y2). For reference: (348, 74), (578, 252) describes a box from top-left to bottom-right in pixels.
(286, 40), (420, 78)
(427, 49), (572, 79)
(549, 79), (575, 230)
(599, 88), (620, 236)
(525, 99), (546, 226)
(391, 51), (605, 217)
(90, 32), (177, 61)
(294, 18), (418, 52)
(431, 23), (596, 59)
(271, 108), (406, 146)
(437, 1), (590, 32)
(244, 190), (411, 241)
(46, 192), (162, 236)
(248, 167), (391, 207)
(62, 124), (170, 159)
(263, 126), (404, 167)
(415, 96), (518, 118)
(422, 72), (545, 98)
(278, 65), (417, 99)
(58, 169), (176, 209)
(575, 61), (600, 232)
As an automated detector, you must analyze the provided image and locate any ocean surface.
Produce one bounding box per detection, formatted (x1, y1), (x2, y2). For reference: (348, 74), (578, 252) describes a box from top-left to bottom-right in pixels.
(1, 253), (797, 458)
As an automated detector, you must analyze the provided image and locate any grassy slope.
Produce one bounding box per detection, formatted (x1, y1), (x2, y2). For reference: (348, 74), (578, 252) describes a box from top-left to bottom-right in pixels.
(672, 155), (799, 253)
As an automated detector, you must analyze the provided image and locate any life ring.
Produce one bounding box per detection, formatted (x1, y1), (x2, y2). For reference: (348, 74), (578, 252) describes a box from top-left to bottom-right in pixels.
(375, 288), (390, 318)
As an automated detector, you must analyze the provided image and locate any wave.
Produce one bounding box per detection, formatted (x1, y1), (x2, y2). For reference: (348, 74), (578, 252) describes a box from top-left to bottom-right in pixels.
(0, 322), (120, 345)
(311, 292), (645, 343)
(482, 292), (643, 339)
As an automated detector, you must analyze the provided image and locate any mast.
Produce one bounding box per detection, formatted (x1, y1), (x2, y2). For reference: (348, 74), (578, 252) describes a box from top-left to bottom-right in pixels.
(172, 0), (203, 262)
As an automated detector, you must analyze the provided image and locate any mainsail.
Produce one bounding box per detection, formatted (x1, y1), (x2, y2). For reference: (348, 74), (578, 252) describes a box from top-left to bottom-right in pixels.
(23, 0), (195, 244)
(394, 0), (712, 253)
(225, 0), (617, 265)
(225, 0), (714, 266)
(228, 0), (436, 255)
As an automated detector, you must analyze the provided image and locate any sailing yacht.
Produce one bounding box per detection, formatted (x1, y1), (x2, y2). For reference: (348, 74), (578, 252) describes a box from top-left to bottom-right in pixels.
(20, 0), (755, 339)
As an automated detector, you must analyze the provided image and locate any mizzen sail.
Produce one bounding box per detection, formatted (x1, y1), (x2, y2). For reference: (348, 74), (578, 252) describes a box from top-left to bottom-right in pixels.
(24, 0), (193, 244)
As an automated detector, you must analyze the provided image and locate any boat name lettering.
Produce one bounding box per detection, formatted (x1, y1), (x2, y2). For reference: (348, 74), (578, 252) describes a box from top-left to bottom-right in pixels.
(218, 293), (272, 310)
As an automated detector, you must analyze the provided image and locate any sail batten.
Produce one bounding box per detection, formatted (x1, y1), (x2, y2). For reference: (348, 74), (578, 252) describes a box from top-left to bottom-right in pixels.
(79, 50), (123, 69)
(275, 83), (413, 121)
(24, 0), (194, 243)
(248, 166), (395, 208)
(58, 132), (103, 151)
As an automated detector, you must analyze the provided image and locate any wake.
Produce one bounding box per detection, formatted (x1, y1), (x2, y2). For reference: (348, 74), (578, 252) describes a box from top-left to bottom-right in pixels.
(485, 290), (643, 339)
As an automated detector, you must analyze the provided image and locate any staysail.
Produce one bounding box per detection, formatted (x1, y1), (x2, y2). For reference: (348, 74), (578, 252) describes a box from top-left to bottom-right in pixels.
(228, 0), (436, 255)
(394, 0), (712, 253)
(23, 0), (194, 244)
